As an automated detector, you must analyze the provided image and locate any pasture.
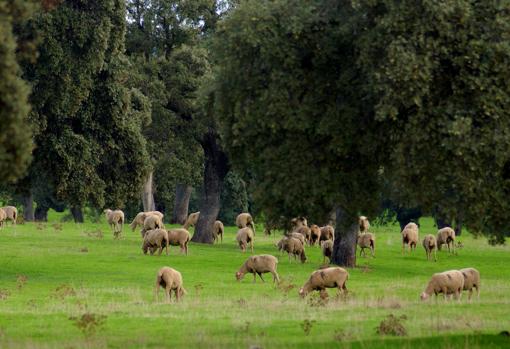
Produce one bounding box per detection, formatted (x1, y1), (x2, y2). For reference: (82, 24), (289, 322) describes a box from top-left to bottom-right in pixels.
(0, 213), (509, 348)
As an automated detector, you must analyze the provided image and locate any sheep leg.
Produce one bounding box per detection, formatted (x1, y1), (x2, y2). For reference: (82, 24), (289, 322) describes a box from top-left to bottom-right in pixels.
(175, 289), (180, 302)
(433, 249), (437, 262)
(220, 232), (223, 243)
(272, 272), (280, 284)
(165, 287), (171, 303)
(154, 284), (160, 302)
(258, 273), (265, 283)
(250, 241), (254, 253)
(252, 273), (257, 283)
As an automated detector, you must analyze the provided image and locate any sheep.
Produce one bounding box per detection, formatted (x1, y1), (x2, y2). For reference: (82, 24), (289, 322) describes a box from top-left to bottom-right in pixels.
(359, 216), (370, 234)
(357, 232), (375, 257)
(437, 227), (456, 254)
(299, 267), (349, 299)
(401, 222), (419, 254)
(309, 224), (321, 246)
(0, 208), (6, 228)
(1, 206), (17, 225)
(141, 214), (165, 238)
(290, 216), (308, 230)
(154, 267), (186, 303)
(281, 237), (307, 263)
(319, 225), (335, 242)
(183, 211), (200, 230)
(422, 234), (437, 261)
(142, 229), (169, 256)
(321, 239), (333, 264)
(236, 255), (280, 283)
(420, 270), (464, 301)
(236, 213), (255, 234)
(213, 220), (224, 243)
(130, 211), (164, 231)
(104, 209), (124, 238)
(236, 227), (254, 253)
(166, 228), (190, 255)
(294, 225), (311, 245)
(460, 267), (480, 300)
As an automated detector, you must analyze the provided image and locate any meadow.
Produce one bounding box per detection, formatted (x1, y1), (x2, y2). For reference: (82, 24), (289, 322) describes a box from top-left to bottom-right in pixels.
(0, 212), (509, 348)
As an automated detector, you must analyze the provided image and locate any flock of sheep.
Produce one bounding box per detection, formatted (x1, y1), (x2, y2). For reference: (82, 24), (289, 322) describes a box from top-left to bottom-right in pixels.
(0, 205), (480, 303)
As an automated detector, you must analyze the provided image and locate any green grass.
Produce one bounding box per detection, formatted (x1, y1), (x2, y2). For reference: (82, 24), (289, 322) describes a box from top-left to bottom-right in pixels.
(0, 214), (509, 348)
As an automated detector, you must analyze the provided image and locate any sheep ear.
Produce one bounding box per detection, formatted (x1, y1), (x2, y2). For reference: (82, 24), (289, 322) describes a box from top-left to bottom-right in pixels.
(462, 272), (468, 279)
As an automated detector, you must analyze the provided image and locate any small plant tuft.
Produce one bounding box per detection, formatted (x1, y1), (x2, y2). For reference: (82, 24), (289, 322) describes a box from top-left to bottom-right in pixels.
(307, 292), (327, 307)
(55, 284), (76, 299)
(0, 289), (11, 300)
(16, 275), (28, 290)
(301, 319), (316, 336)
(69, 312), (106, 338)
(376, 314), (407, 336)
(52, 223), (63, 231)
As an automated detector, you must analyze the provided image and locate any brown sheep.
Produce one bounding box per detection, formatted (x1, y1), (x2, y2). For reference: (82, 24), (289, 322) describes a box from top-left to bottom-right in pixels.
(422, 234), (437, 261)
(357, 232), (375, 257)
(142, 229), (169, 256)
(319, 225), (335, 242)
(299, 267), (349, 299)
(236, 227), (254, 253)
(460, 268), (480, 300)
(0, 208), (6, 228)
(321, 239), (333, 264)
(104, 209), (124, 238)
(154, 267), (186, 302)
(309, 224), (321, 246)
(401, 222), (419, 254)
(130, 211), (164, 231)
(236, 213), (255, 234)
(166, 228), (190, 255)
(359, 216), (370, 234)
(282, 237), (307, 263)
(1, 206), (17, 225)
(290, 216), (308, 230)
(288, 232), (305, 245)
(183, 211), (200, 230)
(437, 227), (456, 254)
(420, 270), (464, 301)
(213, 220), (224, 243)
(294, 225), (311, 245)
(236, 255), (280, 283)
(141, 214), (164, 238)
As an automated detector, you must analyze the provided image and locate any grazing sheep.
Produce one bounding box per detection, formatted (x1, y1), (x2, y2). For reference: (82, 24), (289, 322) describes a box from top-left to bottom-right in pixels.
(299, 267), (349, 299)
(104, 209), (124, 238)
(213, 220), (224, 243)
(276, 236), (289, 253)
(166, 228), (190, 255)
(319, 225), (335, 242)
(401, 222), (419, 254)
(294, 225), (312, 245)
(420, 270), (464, 301)
(236, 255), (280, 283)
(0, 208), (6, 228)
(183, 211), (200, 230)
(309, 224), (321, 246)
(154, 267), (186, 302)
(130, 211), (164, 231)
(437, 227), (456, 254)
(460, 268), (480, 300)
(236, 227), (254, 253)
(291, 216), (308, 230)
(282, 237), (307, 263)
(141, 214), (165, 238)
(287, 232), (305, 245)
(359, 216), (370, 234)
(357, 232), (375, 257)
(142, 229), (169, 256)
(422, 234), (437, 261)
(321, 239), (334, 264)
(236, 213), (255, 234)
(1, 206), (17, 225)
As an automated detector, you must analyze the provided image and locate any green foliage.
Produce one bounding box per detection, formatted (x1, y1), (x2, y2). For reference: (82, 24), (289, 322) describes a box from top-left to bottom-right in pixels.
(218, 171), (249, 224)
(0, 1), (34, 182)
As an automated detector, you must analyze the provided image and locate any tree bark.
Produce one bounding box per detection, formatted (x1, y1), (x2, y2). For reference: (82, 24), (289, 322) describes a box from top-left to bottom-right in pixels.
(171, 184), (192, 224)
(71, 206), (84, 223)
(142, 171), (156, 212)
(454, 217), (462, 236)
(192, 132), (229, 243)
(396, 207), (422, 231)
(434, 215), (451, 230)
(22, 192), (34, 222)
(34, 205), (49, 221)
(331, 207), (359, 267)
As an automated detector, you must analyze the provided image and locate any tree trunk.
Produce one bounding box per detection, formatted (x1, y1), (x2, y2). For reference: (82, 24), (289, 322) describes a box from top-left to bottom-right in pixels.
(396, 207), (422, 231)
(34, 205), (49, 221)
(142, 171), (155, 212)
(71, 206), (84, 223)
(171, 184), (192, 224)
(454, 217), (462, 236)
(192, 132), (229, 243)
(22, 192), (34, 222)
(331, 207), (359, 267)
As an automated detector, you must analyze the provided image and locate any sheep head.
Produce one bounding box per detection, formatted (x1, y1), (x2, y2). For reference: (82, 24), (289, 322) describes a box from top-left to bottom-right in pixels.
(235, 272), (244, 281)
(298, 288), (307, 298)
(420, 292), (430, 301)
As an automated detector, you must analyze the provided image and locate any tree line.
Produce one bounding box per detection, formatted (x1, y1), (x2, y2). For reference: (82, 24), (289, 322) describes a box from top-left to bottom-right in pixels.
(1, 0), (509, 266)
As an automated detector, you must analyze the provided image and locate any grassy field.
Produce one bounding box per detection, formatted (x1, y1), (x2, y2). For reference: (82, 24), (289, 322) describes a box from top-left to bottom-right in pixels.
(0, 212), (509, 348)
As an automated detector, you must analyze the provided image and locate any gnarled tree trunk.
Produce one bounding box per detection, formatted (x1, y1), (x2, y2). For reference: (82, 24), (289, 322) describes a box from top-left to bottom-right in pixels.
(71, 206), (84, 223)
(192, 132), (228, 243)
(22, 192), (34, 222)
(331, 207), (358, 267)
(142, 171), (155, 212)
(34, 205), (49, 221)
(171, 184), (192, 224)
